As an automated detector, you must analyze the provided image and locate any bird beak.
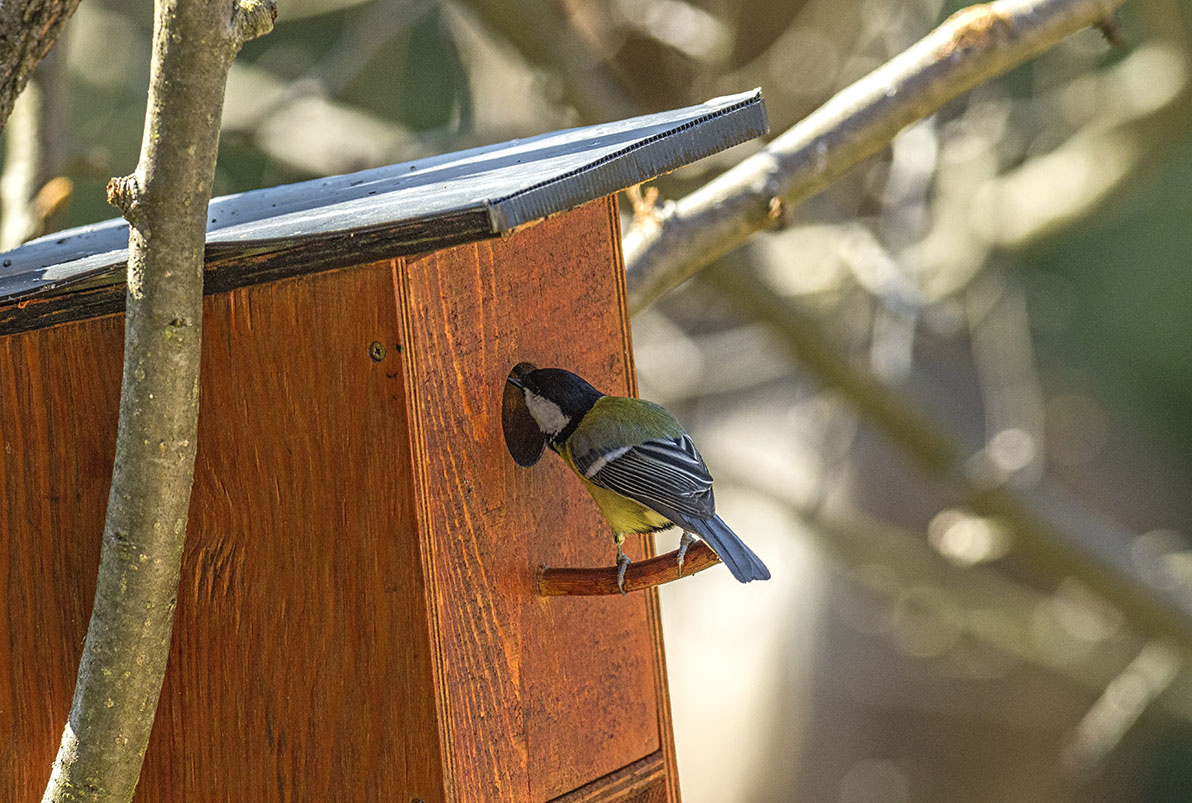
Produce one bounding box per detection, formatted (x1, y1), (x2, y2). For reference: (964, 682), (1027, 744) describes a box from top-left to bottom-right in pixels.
(507, 361), (537, 390)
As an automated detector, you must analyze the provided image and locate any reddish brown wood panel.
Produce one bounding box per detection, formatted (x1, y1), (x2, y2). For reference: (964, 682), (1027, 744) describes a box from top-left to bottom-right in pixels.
(2, 265), (446, 801)
(400, 196), (672, 801)
(547, 752), (667, 803)
(3, 200), (680, 802)
(1, 314), (122, 799)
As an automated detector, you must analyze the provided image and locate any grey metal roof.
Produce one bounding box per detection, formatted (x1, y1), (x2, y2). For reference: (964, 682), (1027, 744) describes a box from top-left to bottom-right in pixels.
(0, 89), (767, 330)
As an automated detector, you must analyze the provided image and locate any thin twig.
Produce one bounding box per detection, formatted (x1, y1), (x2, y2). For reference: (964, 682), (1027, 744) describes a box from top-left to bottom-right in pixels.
(538, 541), (721, 596)
(1063, 640), (1183, 778)
(41, 2), (275, 801)
(623, 0), (1128, 313)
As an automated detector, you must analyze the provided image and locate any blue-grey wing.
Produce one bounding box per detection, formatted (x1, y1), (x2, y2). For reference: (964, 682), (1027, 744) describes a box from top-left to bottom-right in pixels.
(573, 433), (715, 520)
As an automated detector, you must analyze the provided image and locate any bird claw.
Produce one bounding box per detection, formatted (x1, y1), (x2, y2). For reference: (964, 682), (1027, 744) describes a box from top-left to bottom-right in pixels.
(677, 532), (695, 577)
(616, 546), (631, 595)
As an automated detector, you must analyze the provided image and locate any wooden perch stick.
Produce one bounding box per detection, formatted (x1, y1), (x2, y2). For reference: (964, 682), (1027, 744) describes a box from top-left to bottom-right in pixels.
(538, 541), (721, 596)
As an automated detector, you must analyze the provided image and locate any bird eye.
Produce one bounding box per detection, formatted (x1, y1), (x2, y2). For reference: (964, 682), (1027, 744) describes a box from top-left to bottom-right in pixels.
(508, 361), (536, 392)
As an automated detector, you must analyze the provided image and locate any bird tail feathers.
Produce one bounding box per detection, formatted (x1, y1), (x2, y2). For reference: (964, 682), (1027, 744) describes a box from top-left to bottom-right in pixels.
(685, 515), (770, 583)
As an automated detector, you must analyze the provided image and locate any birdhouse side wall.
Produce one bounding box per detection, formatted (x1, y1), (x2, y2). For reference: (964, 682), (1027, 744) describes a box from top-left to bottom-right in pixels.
(398, 196), (678, 802)
(0, 195), (678, 802)
(1, 265), (446, 801)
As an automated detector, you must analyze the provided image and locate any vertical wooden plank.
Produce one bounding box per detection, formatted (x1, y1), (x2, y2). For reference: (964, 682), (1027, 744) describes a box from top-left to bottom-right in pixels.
(0, 315), (122, 800)
(141, 263), (445, 801)
(402, 197), (665, 802)
(3, 203), (680, 802)
(2, 265), (447, 801)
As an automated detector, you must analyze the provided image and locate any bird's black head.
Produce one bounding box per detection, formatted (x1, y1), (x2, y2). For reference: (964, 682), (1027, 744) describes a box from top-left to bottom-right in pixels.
(508, 367), (605, 442)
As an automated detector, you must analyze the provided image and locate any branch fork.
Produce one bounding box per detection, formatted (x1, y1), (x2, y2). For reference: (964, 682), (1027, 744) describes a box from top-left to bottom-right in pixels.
(623, 0), (1130, 314)
(105, 174), (142, 221)
(231, 0), (277, 44)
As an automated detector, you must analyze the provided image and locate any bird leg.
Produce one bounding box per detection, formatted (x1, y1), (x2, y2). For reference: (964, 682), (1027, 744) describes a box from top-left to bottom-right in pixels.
(676, 532), (695, 577)
(615, 541), (631, 595)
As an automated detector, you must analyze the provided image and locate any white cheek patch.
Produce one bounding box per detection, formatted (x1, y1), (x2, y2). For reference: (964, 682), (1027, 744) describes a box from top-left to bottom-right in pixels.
(582, 445), (630, 478)
(525, 392), (568, 436)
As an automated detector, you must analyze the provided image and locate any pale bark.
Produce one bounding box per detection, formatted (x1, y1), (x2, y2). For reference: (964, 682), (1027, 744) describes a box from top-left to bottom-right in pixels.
(623, 0), (1127, 313)
(41, 1), (275, 801)
(0, 0), (80, 137)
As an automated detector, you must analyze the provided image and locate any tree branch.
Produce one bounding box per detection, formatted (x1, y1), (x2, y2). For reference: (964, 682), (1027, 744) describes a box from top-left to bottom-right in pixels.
(41, 1), (274, 801)
(0, 0), (80, 137)
(623, 0), (1127, 313)
(538, 541), (721, 596)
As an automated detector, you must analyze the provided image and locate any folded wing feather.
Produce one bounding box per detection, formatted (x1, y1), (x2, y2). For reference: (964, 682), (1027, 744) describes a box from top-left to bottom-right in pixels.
(574, 434), (716, 521)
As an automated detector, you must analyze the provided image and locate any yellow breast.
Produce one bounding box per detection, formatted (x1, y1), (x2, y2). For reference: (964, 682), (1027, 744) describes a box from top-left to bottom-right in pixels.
(560, 443), (672, 537)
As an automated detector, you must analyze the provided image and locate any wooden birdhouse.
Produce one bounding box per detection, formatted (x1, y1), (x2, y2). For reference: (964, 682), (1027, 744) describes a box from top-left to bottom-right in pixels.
(1, 91), (767, 802)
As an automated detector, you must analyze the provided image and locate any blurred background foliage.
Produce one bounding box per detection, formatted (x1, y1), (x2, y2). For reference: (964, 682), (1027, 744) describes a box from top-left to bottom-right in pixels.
(11, 0), (1192, 799)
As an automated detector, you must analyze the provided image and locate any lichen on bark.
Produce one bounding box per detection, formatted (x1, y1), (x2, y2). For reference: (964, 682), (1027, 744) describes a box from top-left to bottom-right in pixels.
(40, 1), (275, 801)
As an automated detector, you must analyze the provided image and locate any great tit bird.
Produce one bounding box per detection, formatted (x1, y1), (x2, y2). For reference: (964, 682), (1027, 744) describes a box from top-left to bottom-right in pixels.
(507, 365), (770, 592)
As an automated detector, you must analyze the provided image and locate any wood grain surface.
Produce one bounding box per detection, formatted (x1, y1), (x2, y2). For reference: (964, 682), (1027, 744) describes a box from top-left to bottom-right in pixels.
(1, 312), (121, 799)
(2, 196), (678, 801)
(3, 265), (445, 801)
(547, 751), (667, 803)
(401, 196), (675, 801)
